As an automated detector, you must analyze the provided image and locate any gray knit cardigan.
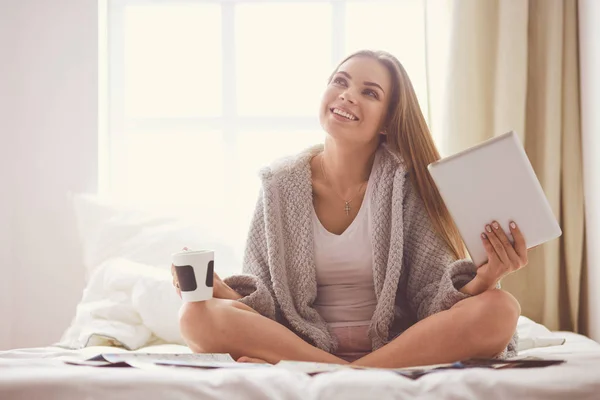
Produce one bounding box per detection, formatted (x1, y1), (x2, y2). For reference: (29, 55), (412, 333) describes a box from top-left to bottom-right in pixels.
(223, 143), (517, 358)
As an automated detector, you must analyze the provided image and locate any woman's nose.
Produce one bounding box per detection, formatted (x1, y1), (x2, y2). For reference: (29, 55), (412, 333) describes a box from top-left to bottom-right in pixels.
(339, 90), (356, 104)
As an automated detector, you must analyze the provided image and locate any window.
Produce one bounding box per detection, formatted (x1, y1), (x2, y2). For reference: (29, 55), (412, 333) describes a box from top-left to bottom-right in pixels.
(102, 0), (439, 273)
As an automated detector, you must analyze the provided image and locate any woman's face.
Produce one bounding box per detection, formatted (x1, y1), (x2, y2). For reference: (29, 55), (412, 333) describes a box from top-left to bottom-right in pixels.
(319, 56), (392, 145)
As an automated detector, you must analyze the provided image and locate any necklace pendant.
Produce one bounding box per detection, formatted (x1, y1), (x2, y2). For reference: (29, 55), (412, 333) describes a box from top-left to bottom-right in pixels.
(344, 201), (351, 216)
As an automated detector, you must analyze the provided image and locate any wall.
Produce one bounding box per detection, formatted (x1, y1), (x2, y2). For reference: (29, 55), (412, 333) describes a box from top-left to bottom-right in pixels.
(0, 1), (17, 350)
(580, 0), (600, 342)
(0, 0), (98, 349)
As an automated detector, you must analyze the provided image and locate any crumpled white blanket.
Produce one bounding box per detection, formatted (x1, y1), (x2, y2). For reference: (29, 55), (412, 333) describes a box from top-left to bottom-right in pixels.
(57, 258), (185, 350)
(516, 315), (566, 351)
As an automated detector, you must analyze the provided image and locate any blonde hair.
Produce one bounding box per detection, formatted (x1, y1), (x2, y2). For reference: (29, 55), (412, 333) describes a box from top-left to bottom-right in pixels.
(330, 50), (467, 260)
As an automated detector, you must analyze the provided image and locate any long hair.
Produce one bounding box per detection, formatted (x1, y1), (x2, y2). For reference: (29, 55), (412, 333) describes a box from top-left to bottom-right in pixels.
(329, 50), (467, 260)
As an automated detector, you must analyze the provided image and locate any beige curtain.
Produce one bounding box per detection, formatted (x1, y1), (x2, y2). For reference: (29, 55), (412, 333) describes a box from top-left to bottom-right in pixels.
(433, 0), (586, 332)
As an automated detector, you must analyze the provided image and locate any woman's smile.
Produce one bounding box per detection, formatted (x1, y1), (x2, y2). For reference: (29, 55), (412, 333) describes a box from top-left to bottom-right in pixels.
(330, 107), (359, 123)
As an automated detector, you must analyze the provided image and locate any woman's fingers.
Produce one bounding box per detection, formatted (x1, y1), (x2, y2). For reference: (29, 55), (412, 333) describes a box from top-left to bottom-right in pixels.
(483, 223), (511, 265)
(171, 264), (177, 283)
(171, 263), (181, 294)
(509, 221), (528, 265)
(481, 232), (500, 263)
(489, 221), (522, 270)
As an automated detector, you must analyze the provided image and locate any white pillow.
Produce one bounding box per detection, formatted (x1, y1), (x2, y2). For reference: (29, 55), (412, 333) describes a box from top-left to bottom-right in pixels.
(61, 193), (244, 348)
(70, 192), (243, 279)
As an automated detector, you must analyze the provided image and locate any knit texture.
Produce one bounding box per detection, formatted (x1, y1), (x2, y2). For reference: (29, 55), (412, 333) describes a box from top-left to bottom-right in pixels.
(224, 143), (518, 358)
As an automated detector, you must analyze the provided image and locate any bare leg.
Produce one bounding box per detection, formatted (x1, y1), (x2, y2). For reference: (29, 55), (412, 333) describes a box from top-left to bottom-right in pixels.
(179, 298), (349, 365)
(351, 289), (520, 368)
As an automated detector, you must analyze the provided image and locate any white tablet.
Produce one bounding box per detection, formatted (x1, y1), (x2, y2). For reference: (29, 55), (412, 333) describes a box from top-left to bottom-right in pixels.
(427, 131), (562, 266)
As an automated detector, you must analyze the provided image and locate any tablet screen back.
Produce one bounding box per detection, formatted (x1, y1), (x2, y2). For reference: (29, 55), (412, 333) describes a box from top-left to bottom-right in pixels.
(427, 131), (562, 266)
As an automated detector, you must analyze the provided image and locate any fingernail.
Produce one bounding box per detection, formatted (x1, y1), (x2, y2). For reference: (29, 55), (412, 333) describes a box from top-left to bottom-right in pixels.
(481, 233), (487, 239)
(486, 225), (492, 233)
(492, 222), (499, 230)
(510, 222), (517, 229)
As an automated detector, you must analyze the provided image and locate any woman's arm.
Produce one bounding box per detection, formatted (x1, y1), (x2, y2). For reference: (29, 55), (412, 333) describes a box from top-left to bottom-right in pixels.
(214, 273), (244, 300)
(458, 275), (495, 296)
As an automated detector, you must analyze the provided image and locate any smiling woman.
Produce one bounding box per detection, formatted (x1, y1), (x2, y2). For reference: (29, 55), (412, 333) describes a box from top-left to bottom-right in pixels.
(176, 50), (521, 368)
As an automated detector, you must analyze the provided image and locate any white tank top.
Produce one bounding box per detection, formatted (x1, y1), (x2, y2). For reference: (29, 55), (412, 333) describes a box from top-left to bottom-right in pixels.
(312, 168), (377, 328)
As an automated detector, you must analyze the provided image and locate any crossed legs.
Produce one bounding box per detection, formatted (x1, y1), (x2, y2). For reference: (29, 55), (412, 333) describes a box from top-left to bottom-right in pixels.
(179, 289), (520, 367)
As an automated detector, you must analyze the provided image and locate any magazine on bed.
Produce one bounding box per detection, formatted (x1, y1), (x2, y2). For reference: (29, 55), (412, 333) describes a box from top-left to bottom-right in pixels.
(63, 352), (268, 369)
(276, 356), (565, 378)
(63, 352), (564, 378)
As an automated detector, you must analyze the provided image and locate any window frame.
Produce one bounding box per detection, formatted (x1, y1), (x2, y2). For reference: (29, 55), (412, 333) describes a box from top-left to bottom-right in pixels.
(103, 0), (427, 196)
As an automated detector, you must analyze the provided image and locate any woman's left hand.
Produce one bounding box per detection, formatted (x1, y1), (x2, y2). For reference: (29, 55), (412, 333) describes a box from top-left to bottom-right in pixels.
(475, 220), (528, 290)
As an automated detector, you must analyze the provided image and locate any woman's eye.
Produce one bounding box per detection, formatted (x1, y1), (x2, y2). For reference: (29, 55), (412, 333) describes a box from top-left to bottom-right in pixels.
(333, 77), (347, 86)
(365, 90), (379, 99)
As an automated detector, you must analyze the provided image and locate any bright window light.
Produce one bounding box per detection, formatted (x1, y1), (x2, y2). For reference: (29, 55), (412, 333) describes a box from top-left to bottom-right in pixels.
(103, 0), (444, 274)
(236, 3), (332, 116)
(124, 4), (222, 118)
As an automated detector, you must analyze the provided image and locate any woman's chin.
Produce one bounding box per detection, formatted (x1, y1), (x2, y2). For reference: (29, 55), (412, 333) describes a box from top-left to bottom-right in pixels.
(325, 119), (355, 133)
(323, 127), (381, 148)
(323, 126), (348, 140)
(324, 129), (363, 145)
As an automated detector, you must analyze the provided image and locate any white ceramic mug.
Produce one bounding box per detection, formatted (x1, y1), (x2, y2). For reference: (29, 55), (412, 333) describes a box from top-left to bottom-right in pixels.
(172, 250), (214, 302)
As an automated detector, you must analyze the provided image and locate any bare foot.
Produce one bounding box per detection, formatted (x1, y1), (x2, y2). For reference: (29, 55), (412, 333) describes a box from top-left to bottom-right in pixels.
(237, 356), (271, 364)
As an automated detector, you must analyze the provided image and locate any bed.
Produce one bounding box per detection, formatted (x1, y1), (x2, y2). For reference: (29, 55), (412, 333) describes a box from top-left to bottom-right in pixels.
(3, 194), (597, 399)
(1, 329), (600, 400)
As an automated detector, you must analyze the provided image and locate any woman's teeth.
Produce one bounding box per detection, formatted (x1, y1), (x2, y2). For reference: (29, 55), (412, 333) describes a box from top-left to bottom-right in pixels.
(332, 108), (358, 121)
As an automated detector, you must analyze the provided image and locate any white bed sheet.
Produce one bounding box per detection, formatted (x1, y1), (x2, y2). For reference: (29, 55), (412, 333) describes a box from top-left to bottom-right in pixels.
(2, 332), (600, 400)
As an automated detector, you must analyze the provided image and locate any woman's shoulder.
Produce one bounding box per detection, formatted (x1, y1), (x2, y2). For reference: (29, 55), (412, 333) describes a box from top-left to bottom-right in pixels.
(373, 143), (410, 183)
(258, 143), (323, 182)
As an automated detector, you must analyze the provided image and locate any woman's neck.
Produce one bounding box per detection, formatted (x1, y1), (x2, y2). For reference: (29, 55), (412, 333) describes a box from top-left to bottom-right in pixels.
(320, 137), (378, 195)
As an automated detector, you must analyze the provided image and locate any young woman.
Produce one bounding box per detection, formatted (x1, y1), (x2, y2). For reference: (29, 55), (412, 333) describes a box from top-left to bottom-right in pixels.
(172, 50), (524, 368)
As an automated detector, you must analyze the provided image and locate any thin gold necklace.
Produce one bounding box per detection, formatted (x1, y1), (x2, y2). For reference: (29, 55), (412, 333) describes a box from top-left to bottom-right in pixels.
(320, 155), (367, 216)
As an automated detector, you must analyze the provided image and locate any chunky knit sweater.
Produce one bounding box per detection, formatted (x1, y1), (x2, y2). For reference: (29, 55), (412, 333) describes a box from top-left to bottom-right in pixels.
(223, 143), (517, 358)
